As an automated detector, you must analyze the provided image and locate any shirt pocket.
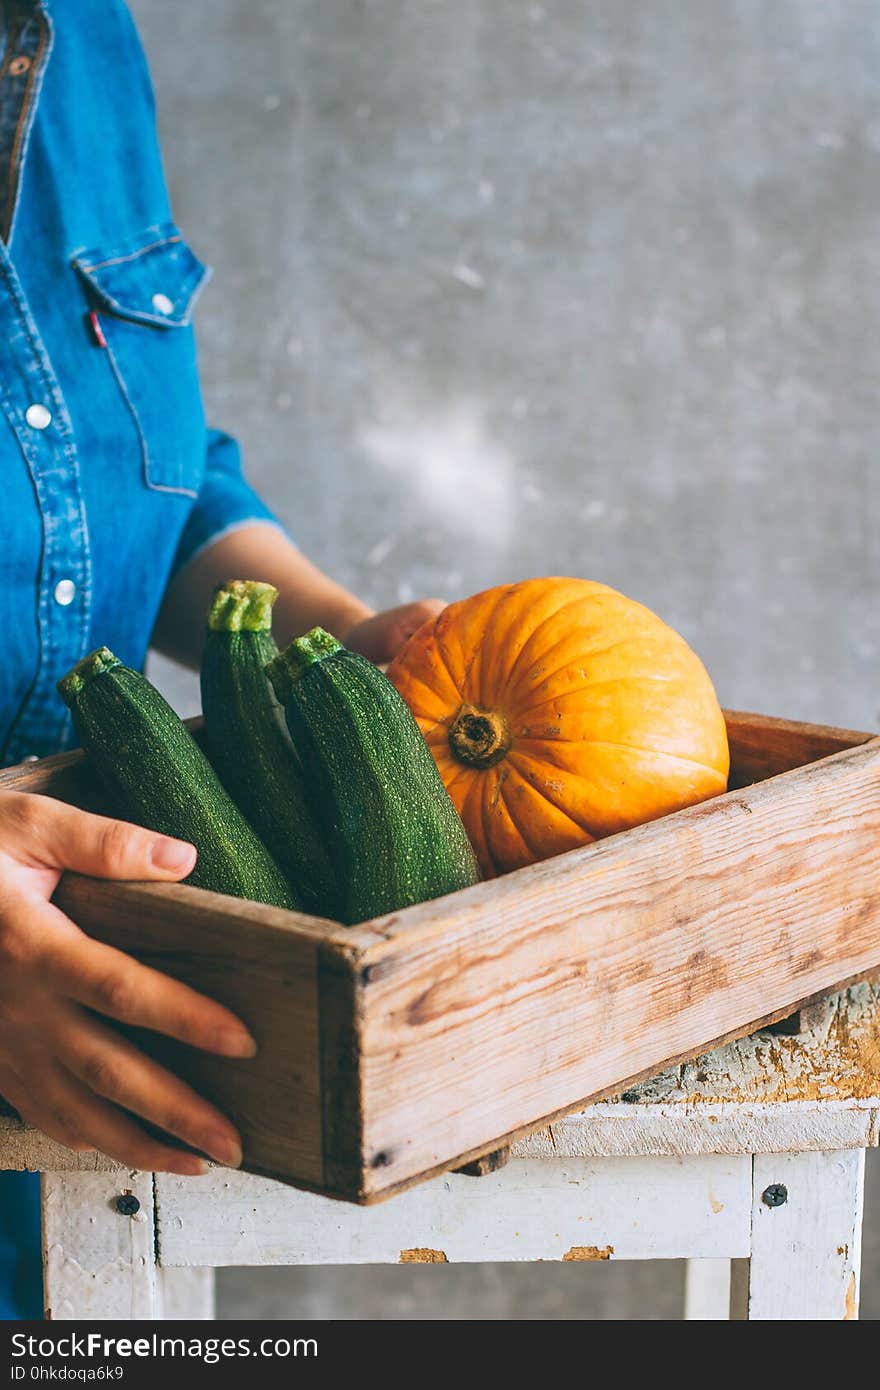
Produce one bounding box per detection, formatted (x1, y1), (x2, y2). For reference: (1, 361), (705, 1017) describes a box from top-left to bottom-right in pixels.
(71, 223), (211, 497)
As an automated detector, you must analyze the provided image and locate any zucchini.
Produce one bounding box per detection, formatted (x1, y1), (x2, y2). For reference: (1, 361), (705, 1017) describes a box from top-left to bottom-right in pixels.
(58, 647), (298, 909)
(201, 580), (337, 917)
(267, 627), (481, 924)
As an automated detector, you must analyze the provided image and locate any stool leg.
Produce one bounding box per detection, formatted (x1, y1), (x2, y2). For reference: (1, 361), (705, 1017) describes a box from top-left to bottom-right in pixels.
(42, 1171), (160, 1320)
(157, 1267), (216, 1319)
(683, 1259), (732, 1319)
(737, 1150), (865, 1320)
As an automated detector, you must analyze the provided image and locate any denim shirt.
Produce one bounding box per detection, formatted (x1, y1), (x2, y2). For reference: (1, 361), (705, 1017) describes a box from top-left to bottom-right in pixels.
(0, 0), (281, 765)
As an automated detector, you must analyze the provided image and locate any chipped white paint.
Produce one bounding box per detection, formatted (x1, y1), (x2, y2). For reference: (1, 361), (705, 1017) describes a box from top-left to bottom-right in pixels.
(740, 1151), (865, 1320)
(155, 1156), (752, 1267)
(42, 1172), (158, 1321)
(618, 985), (880, 1109)
(16, 982), (877, 1319)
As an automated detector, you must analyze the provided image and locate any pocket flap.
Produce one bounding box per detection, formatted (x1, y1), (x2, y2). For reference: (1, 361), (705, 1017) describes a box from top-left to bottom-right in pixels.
(71, 223), (210, 327)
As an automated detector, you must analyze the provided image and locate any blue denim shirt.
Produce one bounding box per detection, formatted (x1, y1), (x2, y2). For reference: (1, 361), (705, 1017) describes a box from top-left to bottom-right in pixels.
(0, 0), (281, 766)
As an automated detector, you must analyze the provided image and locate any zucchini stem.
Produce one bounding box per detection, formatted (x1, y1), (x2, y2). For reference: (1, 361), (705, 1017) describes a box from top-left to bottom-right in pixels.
(208, 580), (278, 633)
(267, 627), (343, 703)
(57, 647), (121, 705)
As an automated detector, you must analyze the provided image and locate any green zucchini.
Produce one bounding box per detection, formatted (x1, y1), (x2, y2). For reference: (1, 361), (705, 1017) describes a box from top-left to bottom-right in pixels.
(58, 647), (298, 909)
(201, 580), (337, 917)
(267, 627), (481, 924)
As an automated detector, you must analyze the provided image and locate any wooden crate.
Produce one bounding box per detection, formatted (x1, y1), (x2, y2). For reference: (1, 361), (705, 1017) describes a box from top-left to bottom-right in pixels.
(2, 710), (879, 1204)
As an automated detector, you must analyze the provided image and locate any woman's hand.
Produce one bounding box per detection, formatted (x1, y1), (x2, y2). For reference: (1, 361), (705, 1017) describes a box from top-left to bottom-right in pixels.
(343, 599), (445, 665)
(0, 791), (254, 1176)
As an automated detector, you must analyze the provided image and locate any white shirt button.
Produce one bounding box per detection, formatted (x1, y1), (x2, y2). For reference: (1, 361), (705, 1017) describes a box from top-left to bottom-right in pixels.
(25, 403), (52, 430)
(151, 292), (174, 315)
(54, 579), (76, 606)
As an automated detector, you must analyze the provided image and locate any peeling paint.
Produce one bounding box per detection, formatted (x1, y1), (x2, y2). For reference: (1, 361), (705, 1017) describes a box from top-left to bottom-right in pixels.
(844, 1270), (857, 1319)
(619, 984), (880, 1108)
(709, 1195), (724, 1214)
(399, 1248), (448, 1263)
(562, 1245), (613, 1261)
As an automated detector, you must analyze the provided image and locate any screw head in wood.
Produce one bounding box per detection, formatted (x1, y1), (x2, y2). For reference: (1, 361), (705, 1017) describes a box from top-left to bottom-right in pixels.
(116, 1193), (140, 1216)
(761, 1183), (788, 1208)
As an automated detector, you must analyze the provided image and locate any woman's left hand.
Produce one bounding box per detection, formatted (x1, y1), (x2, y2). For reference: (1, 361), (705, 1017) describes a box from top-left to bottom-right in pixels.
(343, 598), (445, 665)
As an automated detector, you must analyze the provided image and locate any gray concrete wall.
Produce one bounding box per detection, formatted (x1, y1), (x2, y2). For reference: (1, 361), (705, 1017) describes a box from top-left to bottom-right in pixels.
(137, 0), (879, 733)
(129, 0), (880, 1317)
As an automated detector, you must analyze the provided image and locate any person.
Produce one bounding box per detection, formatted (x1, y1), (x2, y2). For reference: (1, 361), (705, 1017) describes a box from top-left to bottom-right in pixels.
(0, 0), (441, 1317)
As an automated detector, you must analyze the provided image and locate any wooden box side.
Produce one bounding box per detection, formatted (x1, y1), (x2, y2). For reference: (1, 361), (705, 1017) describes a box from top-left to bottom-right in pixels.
(2, 711), (877, 1202)
(724, 709), (873, 786)
(0, 734), (384, 1199)
(51, 875), (370, 1196)
(350, 736), (880, 1199)
(54, 879), (320, 1189)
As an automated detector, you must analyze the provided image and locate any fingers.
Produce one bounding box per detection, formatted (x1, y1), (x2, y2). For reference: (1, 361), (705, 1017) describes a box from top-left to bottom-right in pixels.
(346, 598), (447, 663)
(1, 1059), (210, 1176)
(57, 1008), (242, 1167)
(38, 912), (257, 1058)
(1, 793), (196, 881)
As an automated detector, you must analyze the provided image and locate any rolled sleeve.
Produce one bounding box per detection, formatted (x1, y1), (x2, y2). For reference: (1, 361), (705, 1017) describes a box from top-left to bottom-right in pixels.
(172, 428), (289, 575)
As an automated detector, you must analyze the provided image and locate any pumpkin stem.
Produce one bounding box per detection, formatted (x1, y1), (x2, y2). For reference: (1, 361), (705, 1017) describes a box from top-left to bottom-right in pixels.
(448, 704), (511, 769)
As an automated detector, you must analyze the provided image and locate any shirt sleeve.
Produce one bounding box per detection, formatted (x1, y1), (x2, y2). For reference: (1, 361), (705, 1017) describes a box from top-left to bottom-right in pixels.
(171, 428), (290, 575)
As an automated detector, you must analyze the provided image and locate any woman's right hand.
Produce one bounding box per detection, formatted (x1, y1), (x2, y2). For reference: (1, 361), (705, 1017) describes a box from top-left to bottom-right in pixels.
(0, 790), (255, 1175)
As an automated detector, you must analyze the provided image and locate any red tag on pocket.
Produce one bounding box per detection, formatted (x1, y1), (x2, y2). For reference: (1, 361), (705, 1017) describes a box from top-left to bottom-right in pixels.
(87, 310), (107, 348)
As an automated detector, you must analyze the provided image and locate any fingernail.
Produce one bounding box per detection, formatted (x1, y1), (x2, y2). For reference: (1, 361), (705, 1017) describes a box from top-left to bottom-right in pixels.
(215, 1029), (258, 1059)
(205, 1133), (243, 1169)
(175, 1156), (209, 1177)
(150, 837), (197, 875)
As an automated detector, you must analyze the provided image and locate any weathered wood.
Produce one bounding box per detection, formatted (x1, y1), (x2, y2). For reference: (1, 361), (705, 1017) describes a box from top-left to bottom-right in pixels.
(724, 710), (872, 788)
(52, 874), (348, 1194)
(42, 1171), (158, 1320)
(7, 986), (877, 1174)
(455, 1146), (512, 1177)
(3, 717), (879, 1202)
(347, 739), (880, 1197)
(516, 1099), (880, 1160)
(739, 1151), (865, 1320)
(3, 1096), (877, 1176)
(0, 744), (104, 805)
(611, 983), (880, 1108)
(154, 1155), (751, 1267)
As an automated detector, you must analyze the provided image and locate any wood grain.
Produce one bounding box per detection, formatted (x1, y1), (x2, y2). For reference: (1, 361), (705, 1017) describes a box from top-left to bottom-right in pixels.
(348, 737), (880, 1197)
(724, 710), (872, 788)
(53, 875), (344, 1191)
(2, 714), (879, 1202)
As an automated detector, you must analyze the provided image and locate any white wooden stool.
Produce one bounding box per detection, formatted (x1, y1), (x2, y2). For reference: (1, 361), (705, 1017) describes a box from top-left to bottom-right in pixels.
(3, 984), (876, 1321)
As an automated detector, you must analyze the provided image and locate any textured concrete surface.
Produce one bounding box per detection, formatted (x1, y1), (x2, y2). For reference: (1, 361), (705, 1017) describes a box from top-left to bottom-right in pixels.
(128, 0), (880, 1317)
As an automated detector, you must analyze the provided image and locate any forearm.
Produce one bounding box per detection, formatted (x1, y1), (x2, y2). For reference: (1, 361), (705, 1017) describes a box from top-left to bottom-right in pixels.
(153, 523), (372, 669)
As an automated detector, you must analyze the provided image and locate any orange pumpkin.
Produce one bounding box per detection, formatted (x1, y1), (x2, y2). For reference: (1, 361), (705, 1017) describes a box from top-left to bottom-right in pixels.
(387, 577), (730, 877)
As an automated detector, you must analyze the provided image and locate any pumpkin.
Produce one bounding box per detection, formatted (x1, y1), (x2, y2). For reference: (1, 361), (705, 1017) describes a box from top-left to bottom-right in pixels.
(386, 577), (730, 877)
